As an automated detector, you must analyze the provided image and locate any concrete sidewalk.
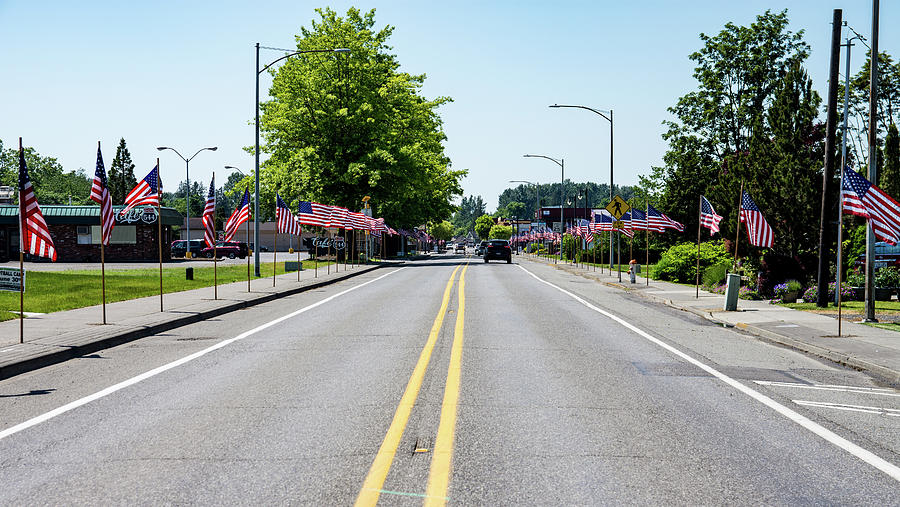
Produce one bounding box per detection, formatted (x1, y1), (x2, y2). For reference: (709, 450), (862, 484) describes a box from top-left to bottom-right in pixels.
(0, 262), (393, 380)
(524, 255), (900, 386)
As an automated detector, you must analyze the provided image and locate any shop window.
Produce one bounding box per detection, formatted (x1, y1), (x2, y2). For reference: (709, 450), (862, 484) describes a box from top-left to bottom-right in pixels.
(77, 226), (92, 245)
(91, 225), (136, 244)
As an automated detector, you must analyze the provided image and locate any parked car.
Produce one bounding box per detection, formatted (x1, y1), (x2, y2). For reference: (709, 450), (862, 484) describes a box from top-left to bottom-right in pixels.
(455, 243), (466, 253)
(475, 241), (488, 255)
(248, 243), (269, 253)
(854, 242), (900, 270)
(484, 239), (511, 263)
(170, 239), (206, 258)
(200, 241), (249, 259)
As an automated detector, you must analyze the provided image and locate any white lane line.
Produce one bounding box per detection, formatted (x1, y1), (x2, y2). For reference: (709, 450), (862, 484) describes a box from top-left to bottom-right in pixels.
(755, 381), (900, 397)
(517, 264), (900, 483)
(0, 268), (405, 442)
(794, 400), (900, 417)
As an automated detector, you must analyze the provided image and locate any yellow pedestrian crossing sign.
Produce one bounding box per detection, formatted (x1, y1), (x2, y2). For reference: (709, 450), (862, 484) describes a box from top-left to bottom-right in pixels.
(606, 196), (630, 219)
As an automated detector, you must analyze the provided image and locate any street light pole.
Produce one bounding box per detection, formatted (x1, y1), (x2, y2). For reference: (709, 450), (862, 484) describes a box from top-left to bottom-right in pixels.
(550, 104), (613, 270)
(157, 146), (217, 258)
(523, 155), (564, 263)
(255, 43), (350, 276)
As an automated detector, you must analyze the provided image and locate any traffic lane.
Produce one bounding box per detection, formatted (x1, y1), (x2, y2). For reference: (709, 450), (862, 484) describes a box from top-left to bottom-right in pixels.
(449, 261), (898, 504)
(0, 264), (404, 429)
(0, 260), (465, 504)
(518, 260), (900, 468)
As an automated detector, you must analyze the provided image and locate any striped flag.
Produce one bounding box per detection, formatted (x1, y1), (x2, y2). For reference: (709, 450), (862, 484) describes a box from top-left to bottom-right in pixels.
(297, 201), (329, 227)
(276, 193), (301, 235)
(18, 142), (56, 261)
(842, 168), (900, 245)
(630, 208), (649, 231)
(647, 204), (684, 232)
(89, 143), (115, 245)
(700, 196), (722, 236)
(202, 177), (216, 248)
(739, 190), (774, 248)
(223, 189), (250, 241)
(121, 165), (160, 215)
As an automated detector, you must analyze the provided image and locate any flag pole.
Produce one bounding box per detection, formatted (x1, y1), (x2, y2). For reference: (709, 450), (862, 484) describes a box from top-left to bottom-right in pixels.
(101, 239), (106, 324)
(213, 171), (217, 301)
(837, 172), (845, 337)
(297, 226), (301, 282)
(314, 227), (318, 277)
(158, 158), (163, 311)
(646, 197), (650, 286)
(273, 219), (277, 287)
(696, 196), (702, 299)
(247, 196), (251, 292)
(18, 138), (25, 344)
(327, 230), (331, 275)
(733, 181), (744, 273)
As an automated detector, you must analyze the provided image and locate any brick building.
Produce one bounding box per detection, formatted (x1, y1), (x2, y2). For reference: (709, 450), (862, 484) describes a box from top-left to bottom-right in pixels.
(0, 205), (182, 262)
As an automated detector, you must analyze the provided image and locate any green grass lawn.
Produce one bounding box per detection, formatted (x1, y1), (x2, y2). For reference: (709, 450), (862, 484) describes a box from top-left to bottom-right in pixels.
(0, 259), (337, 322)
(782, 300), (900, 313)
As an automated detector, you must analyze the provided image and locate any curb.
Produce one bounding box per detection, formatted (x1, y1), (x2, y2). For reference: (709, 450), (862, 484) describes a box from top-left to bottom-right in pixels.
(0, 262), (402, 381)
(529, 256), (900, 386)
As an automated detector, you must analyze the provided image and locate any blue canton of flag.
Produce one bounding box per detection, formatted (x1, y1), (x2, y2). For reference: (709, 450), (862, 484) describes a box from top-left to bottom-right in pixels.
(842, 168), (900, 245)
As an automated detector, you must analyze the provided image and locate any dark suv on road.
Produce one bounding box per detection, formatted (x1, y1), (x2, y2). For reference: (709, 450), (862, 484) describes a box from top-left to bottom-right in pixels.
(484, 239), (511, 263)
(200, 241), (249, 259)
(170, 239), (206, 258)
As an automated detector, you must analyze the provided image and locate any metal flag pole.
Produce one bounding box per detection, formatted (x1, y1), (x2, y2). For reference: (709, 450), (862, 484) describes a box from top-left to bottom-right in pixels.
(695, 196), (702, 299)
(98, 141), (107, 325)
(158, 158), (164, 311)
(733, 182), (744, 275)
(646, 198), (650, 286)
(273, 218), (277, 287)
(18, 138), (25, 344)
(213, 172), (217, 301)
(247, 197), (251, 292)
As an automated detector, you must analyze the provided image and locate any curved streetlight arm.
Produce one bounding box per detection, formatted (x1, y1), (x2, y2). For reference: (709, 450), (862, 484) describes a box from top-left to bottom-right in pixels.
(187, 146), (217, 163)
(225, 165), (246, 175)
(523, 154), (563, 168)
(549, 104), (611, 123)
(156, 146), (185, 161)
(259, 48), (350, 75)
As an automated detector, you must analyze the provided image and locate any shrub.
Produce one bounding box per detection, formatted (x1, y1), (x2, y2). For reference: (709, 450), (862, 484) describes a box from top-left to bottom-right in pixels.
(846, 268), (865, 287)
(739, 286), (763, 300)
(801, 282), (856, 303)
(702, 262), (731, 288)
(875, 266), (900, 288)
(653, 240), (731, 284)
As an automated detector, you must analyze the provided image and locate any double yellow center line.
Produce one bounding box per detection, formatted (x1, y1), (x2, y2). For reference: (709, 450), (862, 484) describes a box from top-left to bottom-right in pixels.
(355, 263), (468, 506)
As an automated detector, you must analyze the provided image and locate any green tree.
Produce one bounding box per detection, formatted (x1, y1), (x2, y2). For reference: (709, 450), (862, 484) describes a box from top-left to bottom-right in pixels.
(474, 214), (494, 240)
(451, 195), (486, 234)
(0, 140), (92, 205)
(840, 51), (900, 168)
(108, 138), (137, 204)
(881, 123), (900, 199)
(488, 224), (512, 240)
(258, 7), (465, 228)
(430, 220), (454, 242)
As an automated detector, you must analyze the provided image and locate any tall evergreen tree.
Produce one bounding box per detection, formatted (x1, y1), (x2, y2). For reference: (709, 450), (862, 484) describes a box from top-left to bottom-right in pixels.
(882, 123), (900, 199)
(108, 138), (137, 204)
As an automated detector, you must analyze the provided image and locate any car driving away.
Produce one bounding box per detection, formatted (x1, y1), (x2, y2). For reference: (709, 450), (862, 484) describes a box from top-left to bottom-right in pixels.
(484, 239), (511, 263)
(455, 243), (466, 253)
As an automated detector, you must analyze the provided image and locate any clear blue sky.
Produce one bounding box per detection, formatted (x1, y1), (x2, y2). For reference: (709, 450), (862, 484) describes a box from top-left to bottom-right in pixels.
(1, 1), (896, 212)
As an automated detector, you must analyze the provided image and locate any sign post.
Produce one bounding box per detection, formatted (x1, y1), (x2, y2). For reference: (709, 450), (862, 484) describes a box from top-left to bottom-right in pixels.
(606, 196), (631, 281)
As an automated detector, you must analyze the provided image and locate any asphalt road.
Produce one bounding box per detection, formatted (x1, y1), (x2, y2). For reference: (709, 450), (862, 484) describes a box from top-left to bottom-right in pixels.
(0, 255), (899, 504)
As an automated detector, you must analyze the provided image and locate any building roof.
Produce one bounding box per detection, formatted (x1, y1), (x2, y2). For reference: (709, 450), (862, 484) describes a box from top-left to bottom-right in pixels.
(0, 205), (183, 226)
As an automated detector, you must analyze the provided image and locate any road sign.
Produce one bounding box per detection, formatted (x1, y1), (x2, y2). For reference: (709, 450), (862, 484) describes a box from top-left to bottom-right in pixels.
(0, 267), (23, 292)
(606, 196), (631, 219)
(613, 220), (625, 229)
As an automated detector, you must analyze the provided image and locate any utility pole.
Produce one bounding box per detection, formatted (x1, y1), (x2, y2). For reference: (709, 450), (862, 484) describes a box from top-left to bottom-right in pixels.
(865, 0), (880, 321)
(816, 9), (843, 307)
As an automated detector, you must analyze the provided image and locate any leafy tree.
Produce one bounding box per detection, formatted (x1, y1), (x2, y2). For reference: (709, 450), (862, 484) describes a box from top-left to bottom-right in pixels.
(488, 224), (512, 240)
(108, 138), (137, 204)
(881, 123), (900, 199)
(474, 214), (494, 240)
(166, 180), (206, 218)
(430, 220), (454, 241)
(0, 140), (92, 205)
(840, 51), (900, 169)
(258, 7), (465, 228)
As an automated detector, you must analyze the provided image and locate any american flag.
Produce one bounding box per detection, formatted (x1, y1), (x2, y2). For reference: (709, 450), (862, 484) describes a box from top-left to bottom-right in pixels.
(647, 204), (684, 232)
(325, 205), (349, 229)
(223, 189), (250, 241)
(121, 165), (160, 215)
(89, 143), (115, 245)
(276, 193), (301, 235)
(739, 190), (774, 248)
(842, 168), (900, 245)
(202, 177), (216, 248)
(630, 208), (649, 231)
(700, 196), (722, 235)
(18, 142), (56, 261)
(297, 201), (329, 227)
(348, 211), (368, 230)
